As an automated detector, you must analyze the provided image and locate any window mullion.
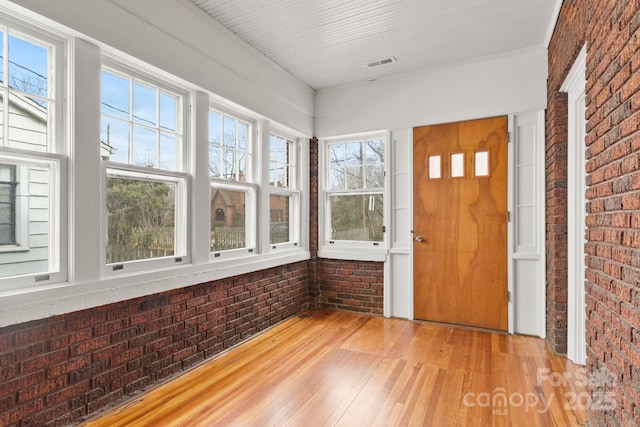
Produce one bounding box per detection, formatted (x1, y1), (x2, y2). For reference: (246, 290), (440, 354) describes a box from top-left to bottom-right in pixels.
(155, 88), (160, 169)
(1, 30), (8, 146)
(128, 76), (134, 165)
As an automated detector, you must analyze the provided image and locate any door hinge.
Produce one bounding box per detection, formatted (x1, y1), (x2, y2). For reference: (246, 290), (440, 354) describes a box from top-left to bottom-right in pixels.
(507, 291), (511, 303)
(507, 211), (511, 222)
(508, 131), (512, 143)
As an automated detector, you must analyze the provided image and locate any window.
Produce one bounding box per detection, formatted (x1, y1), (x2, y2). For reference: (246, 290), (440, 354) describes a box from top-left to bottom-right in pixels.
(269, 132), (299, 247)
(0, 164), (16, 245)
(323, 135), (386, 247)
(0, 22), (65, 285)
(100, 68), (182, 170)
(101, 64), (188, 271)
(105, 168), (187, 264)
(209, 109), (256, 256)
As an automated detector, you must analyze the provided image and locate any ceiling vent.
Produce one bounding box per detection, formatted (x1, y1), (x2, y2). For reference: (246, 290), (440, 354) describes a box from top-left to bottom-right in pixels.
(366, 56), (397, 68)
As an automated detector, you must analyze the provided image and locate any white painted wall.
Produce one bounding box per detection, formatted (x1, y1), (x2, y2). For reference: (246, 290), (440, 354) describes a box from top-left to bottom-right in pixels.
(320, 50), (548, 334)
(315, 48), (547, 137)
(9, 0), (314, 136)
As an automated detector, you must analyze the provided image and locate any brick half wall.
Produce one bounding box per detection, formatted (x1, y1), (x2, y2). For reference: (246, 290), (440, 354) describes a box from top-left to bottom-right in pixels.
(0, 262), (309, 426)
(316, 259), (384, 315)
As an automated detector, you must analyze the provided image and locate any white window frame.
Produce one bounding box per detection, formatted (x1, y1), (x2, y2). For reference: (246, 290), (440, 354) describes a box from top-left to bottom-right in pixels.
(208, 107), (253, 182)
(99, 59), (191, 275)
(209, 179), (257, 259)
(101, 163), (190, 275)
(208, 105), (258, 260)
(0, 163), (26, 250)
(0, 16), (67, 290)
(318, 131), (389, 261)
(100, 62), (185, 172)
(268, 131), (301, 251)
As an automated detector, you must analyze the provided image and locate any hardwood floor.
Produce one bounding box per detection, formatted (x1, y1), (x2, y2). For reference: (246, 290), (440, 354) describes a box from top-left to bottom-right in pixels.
(82, 310), (588, 426)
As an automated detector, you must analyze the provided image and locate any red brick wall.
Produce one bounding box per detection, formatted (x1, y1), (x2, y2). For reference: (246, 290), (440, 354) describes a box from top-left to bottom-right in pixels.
(316, 259), (384, 314)
(546, 0), (587, 356)
(0, 263), (309, 426)
(550, 0), (640, 425)
(308, 137), (320, 308)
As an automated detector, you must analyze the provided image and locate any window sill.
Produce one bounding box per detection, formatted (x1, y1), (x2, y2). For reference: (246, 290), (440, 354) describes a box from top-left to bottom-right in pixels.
(318, 247), (388, 262)
(0, 248), (310, 328)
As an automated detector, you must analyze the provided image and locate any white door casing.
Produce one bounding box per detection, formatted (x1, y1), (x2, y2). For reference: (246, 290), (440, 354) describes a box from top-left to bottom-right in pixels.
(562, 45), (587, 365)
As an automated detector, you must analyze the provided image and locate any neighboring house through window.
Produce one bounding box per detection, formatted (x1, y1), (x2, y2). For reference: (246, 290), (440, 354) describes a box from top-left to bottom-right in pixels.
(0, 164), (17, 245)
(0, 22), (66, 285)
(208, 108), (256, 257)
(269, 131), (299, 247)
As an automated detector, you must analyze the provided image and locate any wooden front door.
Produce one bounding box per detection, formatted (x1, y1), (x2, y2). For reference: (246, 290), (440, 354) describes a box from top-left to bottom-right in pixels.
(413, 116), (508, 331)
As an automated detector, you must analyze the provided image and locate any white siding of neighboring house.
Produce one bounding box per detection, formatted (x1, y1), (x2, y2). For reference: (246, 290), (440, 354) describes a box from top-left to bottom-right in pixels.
(0, 95), (50, 278)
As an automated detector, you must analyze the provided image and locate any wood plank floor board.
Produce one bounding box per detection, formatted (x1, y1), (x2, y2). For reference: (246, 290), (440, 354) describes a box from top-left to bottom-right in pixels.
(82, 310), (587, 427)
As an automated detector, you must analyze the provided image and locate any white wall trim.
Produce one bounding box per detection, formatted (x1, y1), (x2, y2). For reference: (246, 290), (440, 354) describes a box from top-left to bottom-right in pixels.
(562, 44), (587, 365)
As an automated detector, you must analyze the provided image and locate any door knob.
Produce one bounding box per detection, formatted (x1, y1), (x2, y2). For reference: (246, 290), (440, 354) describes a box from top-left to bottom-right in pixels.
(415, 236), (424, 243)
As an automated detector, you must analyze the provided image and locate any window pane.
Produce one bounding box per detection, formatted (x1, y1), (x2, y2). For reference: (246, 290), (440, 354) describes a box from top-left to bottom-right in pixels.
(269, 168), (276, 187)
(275, 167), (286, 188)
(209, 111), (221, 145)
(106, 175), (177, 263)
(209, 144), (220, 178)
(365, 139), (384, 163)
(475, 151), (489, 177)
(329, 194), (383, 242)
(223, 116), (236, 147)
(223, 149), (235, 180)
(101, 71), (130, 120)
(101, 70), (182, 173)
(276, 136), (286, 163)
(159, 92), (176, 132)
(0, 91), (4, 144)
(329, 168), (345, 190)
(0, 31), (4, 84)
(365, 164), (384, 188)
(210, 187), (245, 251)
(133, 83), (157, 126)
(428, 155), (441, 179)
(238, 122), (248, 150)
(345, 141), (363, 165)
(345, 166), (363, 189)
(101, 117), (129, 163)
(211, 112), (250, 182)
(329, 143), (345, 165)
(132, 126), (157, 167)
(0, 161), (51, 278)
(159, 133), (176, 171)
(269, 134), (275, 160)
(270, 194), (289, 244)
(8, 35), (48, 98)
(7, 93), (47, 152)
(238, 152), (246, 182)
(451, 152), (464, 177)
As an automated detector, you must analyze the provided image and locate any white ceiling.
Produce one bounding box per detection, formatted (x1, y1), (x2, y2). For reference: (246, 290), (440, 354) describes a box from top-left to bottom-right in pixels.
(190, 0), (558, 91)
